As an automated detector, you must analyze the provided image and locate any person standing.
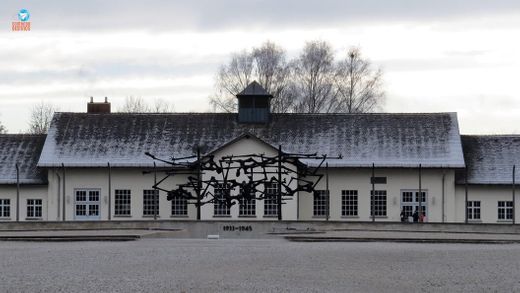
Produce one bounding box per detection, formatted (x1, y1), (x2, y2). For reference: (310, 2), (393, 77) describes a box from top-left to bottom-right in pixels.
(412, 209), (419, 223)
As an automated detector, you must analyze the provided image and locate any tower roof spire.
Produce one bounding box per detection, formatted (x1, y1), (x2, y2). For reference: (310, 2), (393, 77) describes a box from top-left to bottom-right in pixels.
(237, 81), (271, 97)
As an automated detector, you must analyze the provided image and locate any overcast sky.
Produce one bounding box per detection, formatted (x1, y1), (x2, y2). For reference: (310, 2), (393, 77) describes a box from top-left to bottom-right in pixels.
(2, 0), (520, 133)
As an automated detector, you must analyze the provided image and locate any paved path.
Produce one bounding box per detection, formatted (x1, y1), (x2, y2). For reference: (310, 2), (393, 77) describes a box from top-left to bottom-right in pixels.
(1, 238), (520, 292)
(282, 230), (520, 243)
(2, 227), (520, 243)
(0, 229), (181, 241)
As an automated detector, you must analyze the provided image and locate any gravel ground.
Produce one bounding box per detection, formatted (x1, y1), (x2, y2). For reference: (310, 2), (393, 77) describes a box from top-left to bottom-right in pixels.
(1, 239), (519, 292)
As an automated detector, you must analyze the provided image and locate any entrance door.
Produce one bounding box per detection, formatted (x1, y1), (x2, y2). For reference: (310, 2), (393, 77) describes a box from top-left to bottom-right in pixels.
(400, 190), (427, 221)
(75, 189), (101, 220)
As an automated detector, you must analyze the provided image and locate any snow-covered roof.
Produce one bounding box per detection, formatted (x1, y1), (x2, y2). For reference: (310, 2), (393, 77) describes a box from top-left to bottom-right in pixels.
(457, 135), (520, 185)
(38, 112), (465, 168)
(0, 134), (47, 184)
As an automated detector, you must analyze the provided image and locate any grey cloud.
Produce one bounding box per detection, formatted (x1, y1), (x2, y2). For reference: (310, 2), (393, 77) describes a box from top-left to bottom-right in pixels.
(2, 0), (520, 31)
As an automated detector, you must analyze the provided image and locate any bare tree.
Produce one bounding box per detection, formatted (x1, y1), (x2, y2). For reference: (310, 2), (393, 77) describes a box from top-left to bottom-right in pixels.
(28, 102), (58, 134)
(0, 121), (6, 134)
(152, 98), (175, 112)
(252, 42), (295, 113)
(211, 40), (385, 114)
(335, 47), (385, 113)
(119, 96), (174, 113)
(210, 50), (254, 112)
(119, 96), (151, 113)
(210, 42), (295, 113)
(292, 40), (337, 113)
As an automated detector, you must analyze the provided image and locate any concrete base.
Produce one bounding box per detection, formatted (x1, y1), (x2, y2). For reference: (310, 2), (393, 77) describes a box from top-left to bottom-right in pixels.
(0, 220), (519, 242)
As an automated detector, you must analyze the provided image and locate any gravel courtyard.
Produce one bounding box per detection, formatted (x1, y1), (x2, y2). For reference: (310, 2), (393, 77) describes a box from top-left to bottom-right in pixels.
(1, 239), (519, 292)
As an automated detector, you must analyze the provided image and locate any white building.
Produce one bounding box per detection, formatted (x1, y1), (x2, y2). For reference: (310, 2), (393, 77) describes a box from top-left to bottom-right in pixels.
(0, 82), (519, 223)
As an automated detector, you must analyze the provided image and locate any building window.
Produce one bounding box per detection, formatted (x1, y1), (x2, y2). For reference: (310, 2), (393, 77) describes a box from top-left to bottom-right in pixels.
(239, 188), (256, 217)
(498, 201), (513, 221)
(143, 189), (159, 216)
(115, 189), (131, 216)
(467, 201), (481, 220)
(341, 190), (358, 217)
(400, 190), (427, 220)
(264, 182), (279, 217)
(75, 189), (100, 219)
(0, 199), (10, 218)
(313, 190), (329, 217)
(370, 190), (387, 217)
(171, 196), (188, 216)
(26, 199), (42, 218)
(214, 183), (231, 216)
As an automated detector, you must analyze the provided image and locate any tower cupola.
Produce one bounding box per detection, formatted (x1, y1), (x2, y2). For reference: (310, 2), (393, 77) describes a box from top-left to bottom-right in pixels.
(236, 81), (272, 124)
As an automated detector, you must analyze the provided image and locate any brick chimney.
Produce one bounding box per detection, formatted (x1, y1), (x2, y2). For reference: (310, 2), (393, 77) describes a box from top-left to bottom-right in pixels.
(87, 97), (111, 113)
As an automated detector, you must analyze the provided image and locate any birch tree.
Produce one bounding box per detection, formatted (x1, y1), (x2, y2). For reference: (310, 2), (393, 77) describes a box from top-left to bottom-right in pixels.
(119, 96), (174, 113)
(292, 40), (337, 113)
(335, 47), (385, 113)
(211, 40), (385, 114)
(210, 42), (294, 113)
(28, 102), (58, 134)
(0, 121), (6, 134)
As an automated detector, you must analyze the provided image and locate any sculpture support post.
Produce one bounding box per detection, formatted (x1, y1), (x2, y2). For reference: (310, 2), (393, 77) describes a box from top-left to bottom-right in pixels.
(513, 165), (516, 224)
(465, 167), (468, 224)
(108, 162), (112, 221)
(371, 163), (375, 222)
(197, 148), (202, 220)
(277, 145), (283, 221)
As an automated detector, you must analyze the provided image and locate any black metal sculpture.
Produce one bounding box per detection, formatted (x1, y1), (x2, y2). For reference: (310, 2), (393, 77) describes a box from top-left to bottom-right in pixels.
(145, 145), (340, 220)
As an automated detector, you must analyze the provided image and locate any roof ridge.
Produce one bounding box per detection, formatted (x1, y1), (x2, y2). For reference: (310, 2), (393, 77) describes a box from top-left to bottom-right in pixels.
(53, 112), (456, 116)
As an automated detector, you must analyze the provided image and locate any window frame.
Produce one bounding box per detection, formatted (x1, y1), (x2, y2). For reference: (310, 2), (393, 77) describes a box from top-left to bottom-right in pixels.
(238, 187), (256, 217)
(213, 183), (231, 217)
(313, 190), (329, 217)
(263, 182), (279, 217)
(498, 201), (513, 221)
(467, 200), (481, 221)
(74, 188), (101, 220)
(370, 190), (387, 217)
(114, 189), (132, 217)
(143, 189), (159, 217)
(0, 199), (11, 219)
(341, 190), (358, 217)
(400, 189), (428, 220)
(171, 195), (188, 217)
(26, 199), (43, 219)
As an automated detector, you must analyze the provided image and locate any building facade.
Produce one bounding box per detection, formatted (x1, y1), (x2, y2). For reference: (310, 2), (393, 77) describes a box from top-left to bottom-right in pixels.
(1, 82), (519, 223)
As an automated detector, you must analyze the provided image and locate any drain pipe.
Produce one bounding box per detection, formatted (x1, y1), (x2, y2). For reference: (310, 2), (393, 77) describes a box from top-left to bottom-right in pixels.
(16, 163), (20, 222)
(108, 162), (112, 221)
(441, 170), (445, 223)
(53, 169), (61, 221)
(62, 163), (66, 221)
(326, 162), (330, 221)
(513, 165), (516, 225)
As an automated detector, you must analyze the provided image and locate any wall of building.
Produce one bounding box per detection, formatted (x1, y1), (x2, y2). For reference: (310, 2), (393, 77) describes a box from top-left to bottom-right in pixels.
(41, 137), (463, 223)
(299, 168), (457, 223)
(0, 185), (48, 221)
(46, 167), (193, 221)
(455, 185), (520, 223)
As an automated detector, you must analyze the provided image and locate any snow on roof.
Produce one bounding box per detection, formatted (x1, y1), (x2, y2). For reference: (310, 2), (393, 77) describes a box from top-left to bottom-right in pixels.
(37, 112), (465, 168)
(457, 135), (520, 185)
(0, 134), (47, 184)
